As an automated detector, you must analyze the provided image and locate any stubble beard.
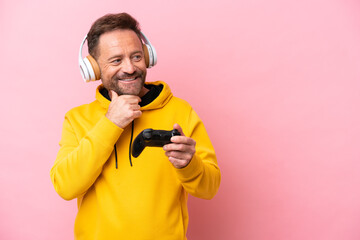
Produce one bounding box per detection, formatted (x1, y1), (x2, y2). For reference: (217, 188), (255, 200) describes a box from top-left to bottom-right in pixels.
(109, 70), (146, 96)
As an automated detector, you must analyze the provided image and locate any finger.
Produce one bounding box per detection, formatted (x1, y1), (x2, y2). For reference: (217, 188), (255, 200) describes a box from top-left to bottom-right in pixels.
(132, 104), (141, 111)
(165, 150), (193, 160)
(133, 110), (142, 119)
(109, 90), (119, 100)
(169, 136), (196, 146)
(119, 95), (142, 104)
(173, 123), (185, 136)
(164, 142), (196, 153)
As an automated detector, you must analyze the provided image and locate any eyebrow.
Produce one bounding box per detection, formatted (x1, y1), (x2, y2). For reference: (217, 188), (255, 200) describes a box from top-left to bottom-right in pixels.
(107, 50), (143, 61)
(107, 54), (123, 61)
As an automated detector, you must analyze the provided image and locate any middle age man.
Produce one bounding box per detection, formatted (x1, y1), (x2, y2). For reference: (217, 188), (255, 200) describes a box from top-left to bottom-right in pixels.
(51, 13), (221, 239)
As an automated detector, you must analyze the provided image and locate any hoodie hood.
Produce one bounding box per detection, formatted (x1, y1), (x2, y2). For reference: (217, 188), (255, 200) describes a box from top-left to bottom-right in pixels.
(95, 81), (173, 111)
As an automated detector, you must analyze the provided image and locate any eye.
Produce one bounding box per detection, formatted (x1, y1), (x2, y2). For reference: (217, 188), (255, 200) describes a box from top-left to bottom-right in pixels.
(111, 59), (121, 65)
(132, 54), (142, 61)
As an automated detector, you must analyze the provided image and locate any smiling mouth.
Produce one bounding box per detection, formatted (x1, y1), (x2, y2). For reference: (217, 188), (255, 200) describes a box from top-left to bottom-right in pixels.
(119, 76), (138, 82)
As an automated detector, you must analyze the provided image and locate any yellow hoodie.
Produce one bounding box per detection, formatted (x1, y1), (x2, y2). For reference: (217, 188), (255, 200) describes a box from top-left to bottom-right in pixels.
(51, 81), (221, 240)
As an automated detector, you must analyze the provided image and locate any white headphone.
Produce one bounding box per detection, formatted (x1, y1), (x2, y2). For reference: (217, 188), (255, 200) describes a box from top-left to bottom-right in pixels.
(79, 31), (157, 82)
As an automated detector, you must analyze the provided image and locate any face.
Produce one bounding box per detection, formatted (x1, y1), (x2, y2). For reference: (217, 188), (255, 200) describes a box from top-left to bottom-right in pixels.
(96, 29), (147, 96)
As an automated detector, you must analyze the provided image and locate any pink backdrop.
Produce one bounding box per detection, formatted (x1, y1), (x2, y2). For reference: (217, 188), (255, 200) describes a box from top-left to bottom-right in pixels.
(1, 0), (360, 239)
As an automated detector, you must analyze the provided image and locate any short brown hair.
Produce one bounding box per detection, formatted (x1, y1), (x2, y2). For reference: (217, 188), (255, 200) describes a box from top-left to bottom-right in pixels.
(87, 13), (141, 58)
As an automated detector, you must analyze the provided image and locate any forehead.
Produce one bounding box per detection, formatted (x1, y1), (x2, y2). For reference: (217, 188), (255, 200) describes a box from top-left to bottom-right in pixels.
(98, 29), (143, 55)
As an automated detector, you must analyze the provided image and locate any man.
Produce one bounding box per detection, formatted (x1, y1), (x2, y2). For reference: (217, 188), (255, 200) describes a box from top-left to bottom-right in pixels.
(51, 12), (220, 240)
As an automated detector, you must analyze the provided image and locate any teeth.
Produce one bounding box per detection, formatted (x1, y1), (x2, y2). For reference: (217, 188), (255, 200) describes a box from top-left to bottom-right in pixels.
(121, 77), (136, 81)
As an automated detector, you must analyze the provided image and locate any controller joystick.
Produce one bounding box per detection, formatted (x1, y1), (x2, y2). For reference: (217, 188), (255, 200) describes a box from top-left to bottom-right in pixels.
(132, 128), (181, 158)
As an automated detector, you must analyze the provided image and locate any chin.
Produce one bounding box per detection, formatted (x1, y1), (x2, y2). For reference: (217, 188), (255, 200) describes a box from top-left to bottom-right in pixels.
(118, 81), (144, 96)
(115, 86), (142, 96)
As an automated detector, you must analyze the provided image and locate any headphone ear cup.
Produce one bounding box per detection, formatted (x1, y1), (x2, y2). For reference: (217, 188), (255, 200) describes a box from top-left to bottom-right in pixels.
(148, 43), (157, 67)
(143, 44), (157, 68)
(82, 55), (101, 81)
(79, 58), (91, 82)
(86, 55), (101, 80)
(142, 44), (150, 68)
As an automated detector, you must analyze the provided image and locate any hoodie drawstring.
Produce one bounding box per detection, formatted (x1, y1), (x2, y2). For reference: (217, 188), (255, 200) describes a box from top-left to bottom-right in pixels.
(129, 121), (134, 167)
(114, 144), (118, 169)
(114, 120), (134, 169)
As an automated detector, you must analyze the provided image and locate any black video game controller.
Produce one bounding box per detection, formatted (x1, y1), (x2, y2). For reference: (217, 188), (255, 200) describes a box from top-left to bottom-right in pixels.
(132, 128), (181, 158)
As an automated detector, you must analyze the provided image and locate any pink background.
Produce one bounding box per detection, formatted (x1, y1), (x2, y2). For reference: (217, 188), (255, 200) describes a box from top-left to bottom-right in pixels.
(1, 0), (360, 239)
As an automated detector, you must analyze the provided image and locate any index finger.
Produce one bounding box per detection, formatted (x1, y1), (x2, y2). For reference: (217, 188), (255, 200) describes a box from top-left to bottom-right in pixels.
(170, 136), (196, 146)
(119, 95), (142, 104)
(109, 90), (119, 101)
(173, 123), (185, 136)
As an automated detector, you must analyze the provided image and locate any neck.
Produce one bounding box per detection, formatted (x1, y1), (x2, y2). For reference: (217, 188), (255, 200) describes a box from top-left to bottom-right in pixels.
(138, 87), (149, 97)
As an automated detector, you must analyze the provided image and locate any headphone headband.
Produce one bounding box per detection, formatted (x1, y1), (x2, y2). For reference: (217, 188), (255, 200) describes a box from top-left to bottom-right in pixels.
(79, 31), (157, 82)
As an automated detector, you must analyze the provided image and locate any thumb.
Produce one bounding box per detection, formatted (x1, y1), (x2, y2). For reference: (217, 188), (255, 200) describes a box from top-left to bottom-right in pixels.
(109, 90), (119, 101)
(173, 123), (185, 136)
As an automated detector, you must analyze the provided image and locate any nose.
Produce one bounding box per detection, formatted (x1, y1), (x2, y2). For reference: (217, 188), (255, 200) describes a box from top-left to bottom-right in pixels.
(122, 58), (136, 75)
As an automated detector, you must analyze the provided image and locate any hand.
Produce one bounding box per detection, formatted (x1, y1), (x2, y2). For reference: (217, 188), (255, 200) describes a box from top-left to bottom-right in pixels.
(163, 124), (196, 169)
(105, 90), (142, 129)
